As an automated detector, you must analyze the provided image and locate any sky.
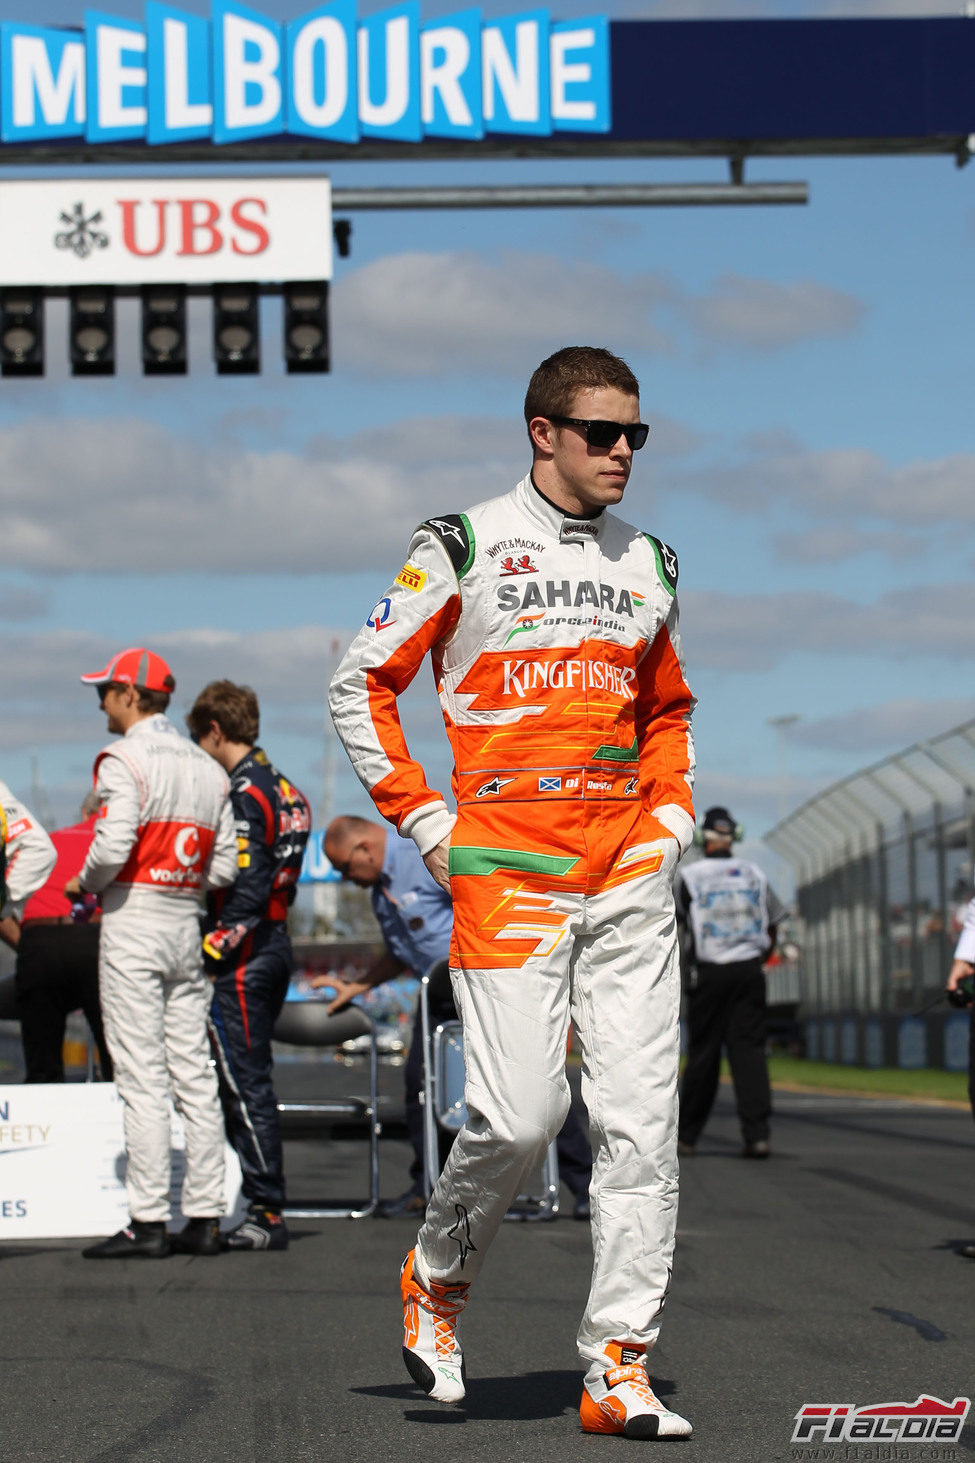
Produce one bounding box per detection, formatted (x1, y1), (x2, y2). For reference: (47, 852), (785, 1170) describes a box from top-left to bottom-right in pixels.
(2, 0), (974, 890)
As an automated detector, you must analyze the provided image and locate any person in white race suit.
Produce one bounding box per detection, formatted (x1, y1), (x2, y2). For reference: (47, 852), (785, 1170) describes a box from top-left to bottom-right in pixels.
(66, 647), (237, 1260)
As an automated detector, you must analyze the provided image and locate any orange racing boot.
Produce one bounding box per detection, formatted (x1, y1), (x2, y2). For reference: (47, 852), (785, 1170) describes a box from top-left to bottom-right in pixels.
(400, 1248), (470, 1403)
(580, 1341), (693, 1440)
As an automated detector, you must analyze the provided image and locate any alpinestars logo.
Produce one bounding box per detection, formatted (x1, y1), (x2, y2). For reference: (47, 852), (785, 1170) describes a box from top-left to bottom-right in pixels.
(791, 1395), (970, 1445)
(446, 1204), (477, 1267)
(428, 518), (467, 549)
(475, 777), (516, 798)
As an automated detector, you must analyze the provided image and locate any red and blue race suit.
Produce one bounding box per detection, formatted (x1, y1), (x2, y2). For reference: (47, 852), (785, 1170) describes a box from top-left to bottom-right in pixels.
(205, 748), (311, 1209)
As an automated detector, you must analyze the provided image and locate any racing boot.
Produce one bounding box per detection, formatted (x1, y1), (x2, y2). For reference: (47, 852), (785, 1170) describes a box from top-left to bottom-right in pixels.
(170, 1217), (222, 1255)
(222, 1204), (289, 1251)
(580, 1341), (693, 1440)
(82, 1220), (170, 1260)
(400, 1248), (470, 1404)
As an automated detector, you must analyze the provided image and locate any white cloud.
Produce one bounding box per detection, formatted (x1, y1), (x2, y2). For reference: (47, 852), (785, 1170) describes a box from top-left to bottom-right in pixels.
(792, 698), (975, 753)
(682, 581), (975, 670)
(679, 274), (864, 350)
(674, 432), (975, 532)
(334, 251), (866, 372)
(334, 250), (675, 375)
(0, 412), (525, 574)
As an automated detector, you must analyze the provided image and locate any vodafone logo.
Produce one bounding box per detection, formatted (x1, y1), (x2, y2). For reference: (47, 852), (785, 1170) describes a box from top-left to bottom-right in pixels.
(174, 826), (201, 868)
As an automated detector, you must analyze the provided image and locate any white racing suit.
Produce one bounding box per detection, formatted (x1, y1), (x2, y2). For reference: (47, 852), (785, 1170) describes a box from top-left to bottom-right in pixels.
(0, 780), (56, 919)
(330, 474), (696, 1367)
(80, 715), (237, 1223)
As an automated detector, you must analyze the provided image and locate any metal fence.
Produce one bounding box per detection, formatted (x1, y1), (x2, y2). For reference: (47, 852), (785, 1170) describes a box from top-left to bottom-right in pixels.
(765, 719), (975, 1018)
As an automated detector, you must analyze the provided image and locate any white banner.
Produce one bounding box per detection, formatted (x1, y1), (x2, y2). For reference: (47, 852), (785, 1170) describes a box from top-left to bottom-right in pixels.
(0, 1083), (244, 1239)
(0, 176), (332, 287)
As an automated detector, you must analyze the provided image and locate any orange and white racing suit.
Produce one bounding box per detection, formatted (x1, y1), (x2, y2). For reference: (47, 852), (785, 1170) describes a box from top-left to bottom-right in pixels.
(329, 474), (695, 1367)
(80, 714), (237, 1223)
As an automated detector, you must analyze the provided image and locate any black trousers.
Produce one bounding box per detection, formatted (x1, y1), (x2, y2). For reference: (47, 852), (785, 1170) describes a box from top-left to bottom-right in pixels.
(403, 989), (593, 1200)
(679, 958), (771, 1147)
(15, 921), (113, 1083)
(209, 925), (292, 1208)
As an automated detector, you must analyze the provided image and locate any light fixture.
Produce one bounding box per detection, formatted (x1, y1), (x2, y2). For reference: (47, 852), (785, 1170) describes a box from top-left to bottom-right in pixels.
(283, 281), (329, 374)
(69, 286), (115, 375)
(333, 219), (352, 258)
(141, 285), (187, 375)
(212, 283), (260, 374)
(0, 288), (44, 377)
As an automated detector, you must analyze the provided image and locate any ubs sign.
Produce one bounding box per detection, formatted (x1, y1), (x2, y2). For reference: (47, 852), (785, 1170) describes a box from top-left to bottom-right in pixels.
(0, 3), (611, 147)
(0, 176), (333, 285)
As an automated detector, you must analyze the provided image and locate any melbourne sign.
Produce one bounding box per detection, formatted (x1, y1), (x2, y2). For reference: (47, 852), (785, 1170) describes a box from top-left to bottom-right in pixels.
(0, 176), (332, 285)
(0, 3), (610, 147)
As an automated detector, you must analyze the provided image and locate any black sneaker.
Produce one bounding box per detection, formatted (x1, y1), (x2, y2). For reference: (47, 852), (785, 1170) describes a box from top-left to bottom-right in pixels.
(170, 1217), (222, 1256)
(222, 1206), (289, 1251)
(376, 1190), (427, 1220)
(742, 1140), (770, 1160)
(83, 1221), (170, 1260)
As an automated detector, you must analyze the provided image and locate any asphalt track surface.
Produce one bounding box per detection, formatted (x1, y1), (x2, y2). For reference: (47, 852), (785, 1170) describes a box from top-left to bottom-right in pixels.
(3, 1058), (975, 1463)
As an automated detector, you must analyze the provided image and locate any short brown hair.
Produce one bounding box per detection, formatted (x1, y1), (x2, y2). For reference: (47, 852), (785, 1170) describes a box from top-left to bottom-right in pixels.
(524, 346), (640, 436)
(186, 680), (260, 745)
(136, 688), (171, 714)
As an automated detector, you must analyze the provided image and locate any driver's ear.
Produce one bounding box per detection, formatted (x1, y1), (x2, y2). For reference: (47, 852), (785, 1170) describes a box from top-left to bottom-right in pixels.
(529, 414), (556, 456)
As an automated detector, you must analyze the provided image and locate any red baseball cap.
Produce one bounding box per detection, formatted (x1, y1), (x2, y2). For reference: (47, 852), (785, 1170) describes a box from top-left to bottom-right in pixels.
(80, 647), (175, 693)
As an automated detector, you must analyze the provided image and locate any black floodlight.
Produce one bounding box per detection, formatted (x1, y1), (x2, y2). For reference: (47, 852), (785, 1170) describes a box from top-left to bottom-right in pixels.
(69, 285), (115, 376)
(283, 281), (330, 374)
(141, 285), (187, 375)
(0, 288), (44, 377)
(213, 283), (260, 374)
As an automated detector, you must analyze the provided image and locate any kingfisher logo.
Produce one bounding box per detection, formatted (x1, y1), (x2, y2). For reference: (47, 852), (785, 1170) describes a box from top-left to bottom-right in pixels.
(791, 1395), (970, 1446)
(0, 5), (610, 148)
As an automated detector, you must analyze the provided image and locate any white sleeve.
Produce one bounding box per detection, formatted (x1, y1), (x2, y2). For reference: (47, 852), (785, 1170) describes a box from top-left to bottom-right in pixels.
(954, 897), (975, 964)
(204, 794), (238, 891)
(1, 781), (56, 919)
(79, 755), (141, 893)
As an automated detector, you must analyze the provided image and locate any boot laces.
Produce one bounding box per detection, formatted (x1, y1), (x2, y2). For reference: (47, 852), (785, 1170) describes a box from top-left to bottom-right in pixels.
(419, 1285), (467, 1360)
(616, 1363), (664, 1411)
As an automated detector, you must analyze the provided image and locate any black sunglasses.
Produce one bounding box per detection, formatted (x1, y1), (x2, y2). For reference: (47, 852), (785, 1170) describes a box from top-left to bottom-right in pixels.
(548, 416), (650, 451)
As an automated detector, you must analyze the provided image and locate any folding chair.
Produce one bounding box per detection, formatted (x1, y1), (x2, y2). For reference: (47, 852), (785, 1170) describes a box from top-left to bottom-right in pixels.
(418, 959), (560, 1218)
(272, 1001), (380, 1219)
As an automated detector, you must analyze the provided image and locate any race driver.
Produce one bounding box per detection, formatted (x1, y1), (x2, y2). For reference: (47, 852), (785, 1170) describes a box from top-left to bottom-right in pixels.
(0, 781), (57, 949)
(328, 346), (696, 1440)
(186, 680), (312, 1251)
(67, 648), (238, 1260)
